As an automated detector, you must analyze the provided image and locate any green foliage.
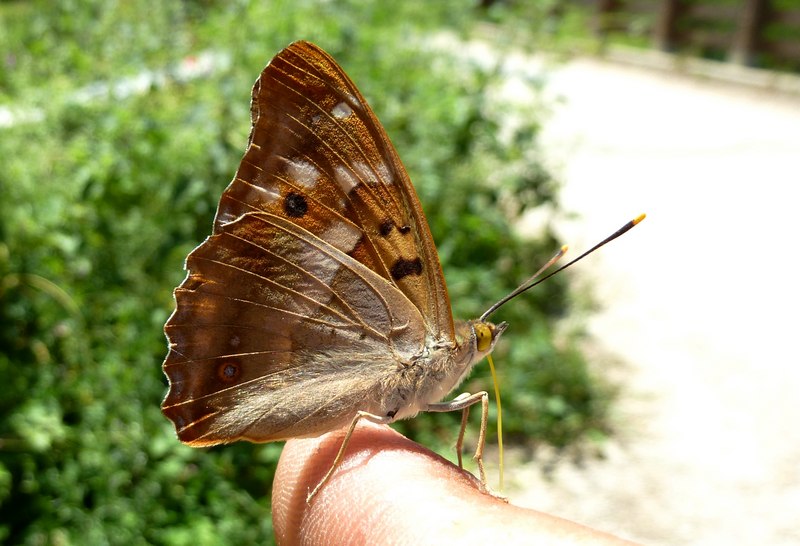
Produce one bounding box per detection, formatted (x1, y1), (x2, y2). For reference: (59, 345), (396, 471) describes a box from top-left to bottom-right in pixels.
(1, 0), (613, 543)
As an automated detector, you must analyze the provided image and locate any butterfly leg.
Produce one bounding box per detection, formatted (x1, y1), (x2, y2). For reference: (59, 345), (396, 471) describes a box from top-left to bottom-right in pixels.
(307, 410), (392, 503)
(426, 391), (489, 488)
(457, 398), (470, 469)
(445, 392), (478, 470)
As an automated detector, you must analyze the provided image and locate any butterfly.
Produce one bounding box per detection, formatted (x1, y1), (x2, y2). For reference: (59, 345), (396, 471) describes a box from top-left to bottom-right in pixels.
(161, 40), (507, 499)
(161, 40), (644, 500)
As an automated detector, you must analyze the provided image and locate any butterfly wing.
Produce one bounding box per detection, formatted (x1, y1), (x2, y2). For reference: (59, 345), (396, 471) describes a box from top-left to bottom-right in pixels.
(214, 41), (454, 338)
(162, 212), (427, 444)
(162, 41), (453, 445)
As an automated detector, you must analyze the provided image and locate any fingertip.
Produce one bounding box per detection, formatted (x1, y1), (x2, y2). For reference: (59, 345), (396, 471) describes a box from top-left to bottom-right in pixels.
(271, 424), (638, 545)
(272, 422), (491, 545)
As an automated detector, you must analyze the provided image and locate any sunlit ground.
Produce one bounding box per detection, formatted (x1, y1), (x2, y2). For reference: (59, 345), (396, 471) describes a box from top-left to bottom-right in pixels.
(514, 53), (800, 545)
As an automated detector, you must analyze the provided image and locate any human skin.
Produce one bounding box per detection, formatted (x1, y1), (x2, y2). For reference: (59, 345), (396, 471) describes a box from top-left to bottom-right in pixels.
(272, 421), (640, 545)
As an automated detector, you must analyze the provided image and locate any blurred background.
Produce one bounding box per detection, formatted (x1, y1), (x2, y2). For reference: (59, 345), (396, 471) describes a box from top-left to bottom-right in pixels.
(1, 1), (798, 544)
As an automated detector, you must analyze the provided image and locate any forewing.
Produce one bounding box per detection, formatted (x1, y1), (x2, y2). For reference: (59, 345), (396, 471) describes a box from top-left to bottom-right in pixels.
(214, 41), (454, 339)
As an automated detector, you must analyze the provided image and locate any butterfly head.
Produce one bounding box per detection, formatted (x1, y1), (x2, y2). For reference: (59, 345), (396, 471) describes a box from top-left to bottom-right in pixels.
(460, 319), (508, 361)
(442, 319), (507, 394)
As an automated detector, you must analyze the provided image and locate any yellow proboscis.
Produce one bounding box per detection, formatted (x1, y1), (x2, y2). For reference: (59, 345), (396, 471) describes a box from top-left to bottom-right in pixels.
(487, 353), (504, 490)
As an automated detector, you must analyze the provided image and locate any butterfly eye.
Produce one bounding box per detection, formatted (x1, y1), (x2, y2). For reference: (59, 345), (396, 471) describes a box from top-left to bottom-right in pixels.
(474, 323), (493, 352)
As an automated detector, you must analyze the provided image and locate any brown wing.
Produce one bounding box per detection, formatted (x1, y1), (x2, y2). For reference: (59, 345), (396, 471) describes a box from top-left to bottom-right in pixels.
(162, 213), (426, 445)
(162, 41), (452, 445)
(214, 41), (454, 338)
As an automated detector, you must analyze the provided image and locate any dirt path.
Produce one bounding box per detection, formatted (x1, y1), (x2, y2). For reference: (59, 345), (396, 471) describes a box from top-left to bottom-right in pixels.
(509, 57), (800, 545)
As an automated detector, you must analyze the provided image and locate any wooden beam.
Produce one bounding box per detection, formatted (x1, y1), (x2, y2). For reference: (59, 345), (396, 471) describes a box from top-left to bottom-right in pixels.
(731, 0), (768, 65)
(655, 0), (682, 51)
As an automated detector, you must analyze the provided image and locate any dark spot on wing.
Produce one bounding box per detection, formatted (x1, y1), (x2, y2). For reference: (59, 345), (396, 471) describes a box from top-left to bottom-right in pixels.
(284, 192), (308, 218)
(379, 219), (393, 237)
(390, 257), (423, 280)
(217, 360), (241, 383)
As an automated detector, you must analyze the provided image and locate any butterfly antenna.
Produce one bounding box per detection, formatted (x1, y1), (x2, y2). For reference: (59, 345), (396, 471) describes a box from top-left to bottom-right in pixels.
(480, 213), (646, 321)
(480, 245), (569, 322)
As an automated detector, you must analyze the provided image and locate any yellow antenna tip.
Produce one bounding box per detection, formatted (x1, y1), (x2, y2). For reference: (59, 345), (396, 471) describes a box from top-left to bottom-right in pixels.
(633, 213), (646, 225)
(560, 244), (569, 253)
